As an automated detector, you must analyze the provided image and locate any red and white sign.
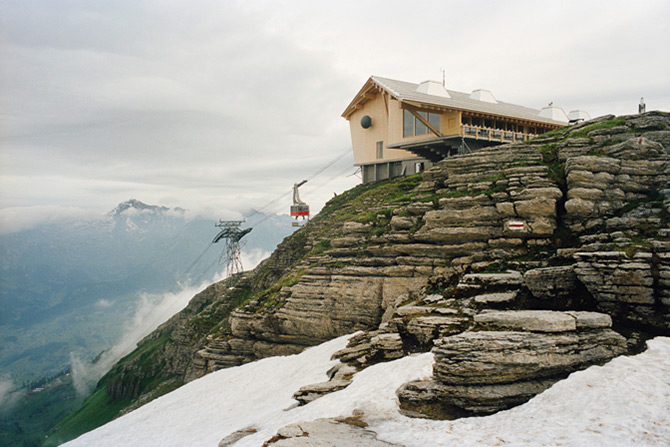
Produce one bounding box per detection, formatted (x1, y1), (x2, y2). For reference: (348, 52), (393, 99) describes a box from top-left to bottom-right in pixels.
(507, 220), (525, 231)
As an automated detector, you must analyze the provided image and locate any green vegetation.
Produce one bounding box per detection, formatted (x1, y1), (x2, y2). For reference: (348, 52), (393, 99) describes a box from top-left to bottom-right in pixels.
(617, 189), (663, 216)
(245, 269), (306, 313)
(0, 375), (84, 447)
(43, 384), (132, 447)
(538, 142), (566, 189)
(567, 116), (628, 139)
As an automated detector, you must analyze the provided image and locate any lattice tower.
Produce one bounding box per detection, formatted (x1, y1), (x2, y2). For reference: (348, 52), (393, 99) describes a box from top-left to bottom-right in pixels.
(212, 220), (252, 279)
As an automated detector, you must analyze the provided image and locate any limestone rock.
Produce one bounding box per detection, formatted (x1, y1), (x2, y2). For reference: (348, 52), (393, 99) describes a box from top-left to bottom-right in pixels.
(431, 329), (626, 385)
(219, 427), (258, 447)
(397, 377), (556, 419)
(566, 311), (612, 329)
(332, 330), (404, 367)
(405, 316), (471, 345)
(331, 236), (364, 248)
(474, 310), (577, 333)
(389, 215), (415, 231)
(293, 379), (353, 405)
(459, 271), (523, 289)
(265, 417), (401, 447)
(524, 266), (578, 301)
(473, 291), (517, 304)
(398, 324), (626, 418)
(573, 250), (668, 329)
(342, 222), (372, 235)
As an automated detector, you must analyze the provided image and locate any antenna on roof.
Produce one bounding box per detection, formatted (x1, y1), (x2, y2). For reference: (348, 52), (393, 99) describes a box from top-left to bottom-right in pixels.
(441, 68), (446, 87)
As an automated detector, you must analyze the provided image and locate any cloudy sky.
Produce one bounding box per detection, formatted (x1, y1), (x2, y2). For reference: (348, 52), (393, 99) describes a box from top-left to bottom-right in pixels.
(1, 0), (669, 230)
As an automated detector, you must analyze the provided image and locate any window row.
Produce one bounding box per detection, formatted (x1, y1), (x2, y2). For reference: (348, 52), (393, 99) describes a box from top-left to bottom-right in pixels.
(403, 109), (440, 138)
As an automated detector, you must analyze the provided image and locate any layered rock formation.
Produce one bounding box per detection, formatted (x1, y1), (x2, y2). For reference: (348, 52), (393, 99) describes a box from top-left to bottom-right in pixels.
(397, 310), (626, 418)
(91, 112), (670, 428)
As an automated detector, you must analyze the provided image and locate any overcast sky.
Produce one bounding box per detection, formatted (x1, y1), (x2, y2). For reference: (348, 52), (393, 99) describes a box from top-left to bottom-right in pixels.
(1, 0), (669, 231)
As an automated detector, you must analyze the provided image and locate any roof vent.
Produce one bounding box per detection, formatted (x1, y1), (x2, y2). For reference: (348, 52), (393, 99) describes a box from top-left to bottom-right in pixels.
(538, 105), (569, 123)
(567, 110), (591, 123)
(469, 89), (497, 104)
(416, 80), (450, 98)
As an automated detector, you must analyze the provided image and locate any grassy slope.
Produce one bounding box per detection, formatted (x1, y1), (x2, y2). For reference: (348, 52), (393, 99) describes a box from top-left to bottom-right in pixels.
(0, 376), (83, 447)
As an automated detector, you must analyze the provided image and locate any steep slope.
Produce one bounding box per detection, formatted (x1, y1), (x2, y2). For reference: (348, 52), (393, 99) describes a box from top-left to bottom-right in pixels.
(49, 111), (670, 444)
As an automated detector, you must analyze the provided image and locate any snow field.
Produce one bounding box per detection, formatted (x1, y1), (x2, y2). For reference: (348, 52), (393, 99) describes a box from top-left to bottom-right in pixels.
(62, 335), (670, 447)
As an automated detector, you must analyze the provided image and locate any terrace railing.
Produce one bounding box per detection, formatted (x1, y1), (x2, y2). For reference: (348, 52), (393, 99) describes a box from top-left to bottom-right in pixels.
(461, 125), (535, 142)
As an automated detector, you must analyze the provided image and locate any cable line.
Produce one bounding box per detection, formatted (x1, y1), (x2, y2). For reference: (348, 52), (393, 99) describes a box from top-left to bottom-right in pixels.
(181, 146), (354, 285)
(244, 147), (353, 228)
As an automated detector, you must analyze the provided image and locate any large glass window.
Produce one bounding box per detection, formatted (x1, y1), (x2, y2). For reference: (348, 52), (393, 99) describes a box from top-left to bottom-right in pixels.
(403, 109), (440, 137)
(403, 110), (414, 137)
(428, 113), (440, 130)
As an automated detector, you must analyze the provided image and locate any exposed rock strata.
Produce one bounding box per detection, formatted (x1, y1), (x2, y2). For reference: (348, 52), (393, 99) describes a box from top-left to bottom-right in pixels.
(103, 112), (670, 422)
(398, 310), (626, 418)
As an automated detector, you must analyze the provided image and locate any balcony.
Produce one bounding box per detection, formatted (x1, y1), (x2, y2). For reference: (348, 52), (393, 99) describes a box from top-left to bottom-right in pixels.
(461, 125), (535, 142)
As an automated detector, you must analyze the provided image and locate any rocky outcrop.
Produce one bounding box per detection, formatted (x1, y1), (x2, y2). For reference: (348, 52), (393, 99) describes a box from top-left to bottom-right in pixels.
(264, 413), (400, 447)
(97, 112), (670, 426)
(575, 248), (670, 329)
(398, 310), (626, 418)
(292, 363), (358, 405)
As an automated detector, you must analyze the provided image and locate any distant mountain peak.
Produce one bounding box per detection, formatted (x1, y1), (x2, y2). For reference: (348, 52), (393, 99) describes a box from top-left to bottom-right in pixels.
(108, 199), (174, 216)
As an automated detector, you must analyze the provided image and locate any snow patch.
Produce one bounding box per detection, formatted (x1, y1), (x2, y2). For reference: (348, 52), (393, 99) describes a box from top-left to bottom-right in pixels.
(63, 336), (670, 447)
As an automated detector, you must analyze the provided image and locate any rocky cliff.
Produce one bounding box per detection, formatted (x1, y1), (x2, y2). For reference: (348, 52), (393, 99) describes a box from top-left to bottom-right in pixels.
(63, 112), (670, 437)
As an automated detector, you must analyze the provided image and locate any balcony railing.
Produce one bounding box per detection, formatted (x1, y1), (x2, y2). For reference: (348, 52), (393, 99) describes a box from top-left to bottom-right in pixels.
(461, 125), (536, 142)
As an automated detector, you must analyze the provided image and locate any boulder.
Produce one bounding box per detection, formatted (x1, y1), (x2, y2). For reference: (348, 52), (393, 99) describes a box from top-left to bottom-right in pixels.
(474, 310), (577, 332)
(524, 266), (578, 301)
(405, 316), (471, 345)
(431, 329), (626, 386)
(398, 310), (627, 418)
(293, 379), (353, 405)
(265, 416), (400, 447)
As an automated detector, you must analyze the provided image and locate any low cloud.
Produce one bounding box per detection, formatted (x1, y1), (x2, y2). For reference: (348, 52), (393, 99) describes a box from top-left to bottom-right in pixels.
(0, 376), (23, 414)
(0, 205), (101, 235)
(96, 299), (113, 308)
(70, 279), (213, 396)
(69, 247), (268, 397)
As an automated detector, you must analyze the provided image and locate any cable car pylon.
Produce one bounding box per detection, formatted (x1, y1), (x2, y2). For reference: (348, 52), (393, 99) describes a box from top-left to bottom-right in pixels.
(212, 220), (252, 280)
(290, 180), (310, 227)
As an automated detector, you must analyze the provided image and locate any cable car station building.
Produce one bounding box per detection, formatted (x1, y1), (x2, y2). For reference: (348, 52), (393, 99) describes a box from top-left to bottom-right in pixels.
(342, 76), (582, 184)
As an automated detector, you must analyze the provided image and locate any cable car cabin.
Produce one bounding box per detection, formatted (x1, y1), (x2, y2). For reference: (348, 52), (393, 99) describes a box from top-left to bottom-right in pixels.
(290, 204), (309, 219)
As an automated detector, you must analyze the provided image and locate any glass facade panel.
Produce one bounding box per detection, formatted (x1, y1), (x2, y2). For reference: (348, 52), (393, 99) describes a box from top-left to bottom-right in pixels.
(403, 109), (414, 137)
(415, 112), (427, 135)
(428, 113), (440, 131)
(404, 110), (440, 138)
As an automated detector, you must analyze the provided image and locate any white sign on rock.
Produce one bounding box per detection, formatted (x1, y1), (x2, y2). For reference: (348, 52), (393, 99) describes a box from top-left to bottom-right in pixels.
(507, 221), (525, 231)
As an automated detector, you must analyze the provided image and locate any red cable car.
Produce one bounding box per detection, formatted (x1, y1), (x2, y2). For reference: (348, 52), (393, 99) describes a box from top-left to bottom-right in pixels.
(290, 180), (309, 225)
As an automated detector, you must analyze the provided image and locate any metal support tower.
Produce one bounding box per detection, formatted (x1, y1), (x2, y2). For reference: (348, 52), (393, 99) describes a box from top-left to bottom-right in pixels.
(212, 220), (252, 279)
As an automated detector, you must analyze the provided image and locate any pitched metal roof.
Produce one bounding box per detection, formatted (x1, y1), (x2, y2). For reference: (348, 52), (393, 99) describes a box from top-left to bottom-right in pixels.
(343, 76), (567, 127)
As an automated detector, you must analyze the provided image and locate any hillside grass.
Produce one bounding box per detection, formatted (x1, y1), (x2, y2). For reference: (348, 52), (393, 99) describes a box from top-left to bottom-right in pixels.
(0, 375), (84, 447)
(43, 385), (132, 446)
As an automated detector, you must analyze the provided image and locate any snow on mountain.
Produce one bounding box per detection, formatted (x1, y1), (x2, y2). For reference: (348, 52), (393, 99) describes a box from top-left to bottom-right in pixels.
(62, 335), (670, 447)
(107, 199), (176, 217)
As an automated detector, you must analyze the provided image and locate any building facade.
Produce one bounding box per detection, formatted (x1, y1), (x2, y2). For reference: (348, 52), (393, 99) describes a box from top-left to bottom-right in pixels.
(342, 76), (576, 183)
